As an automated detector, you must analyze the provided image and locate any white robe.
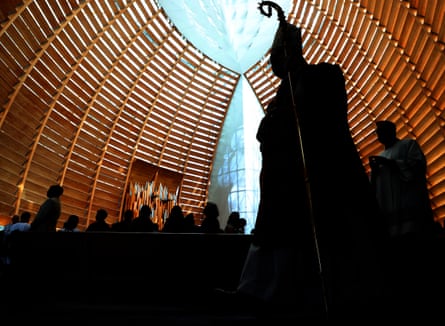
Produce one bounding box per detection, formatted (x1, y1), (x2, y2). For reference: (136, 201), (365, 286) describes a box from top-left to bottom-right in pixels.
(372, 138), (432, 237)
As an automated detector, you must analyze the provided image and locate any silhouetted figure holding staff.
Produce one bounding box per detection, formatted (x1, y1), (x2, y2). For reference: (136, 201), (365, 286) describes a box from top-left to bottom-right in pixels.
(235, 1), (384, 319)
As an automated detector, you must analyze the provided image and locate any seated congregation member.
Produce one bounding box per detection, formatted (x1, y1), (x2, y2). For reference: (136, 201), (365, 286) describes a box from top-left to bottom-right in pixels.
(130, 205), (157, 232)
(224, 211), (246, 234)
(85, 209), (110, 232)
(3, 215), (19, 236)
(6, 211), (32, 234)
(200, 202), (223, 233)
(111, 209), (134, 232)
(30, 184), (64, 232)
(1, 211), (32, 265)
(58, 214), (80, 232)
(162, 205), (186, 233)
(183, 213), (200, 232)
(1, 215), (19, 262)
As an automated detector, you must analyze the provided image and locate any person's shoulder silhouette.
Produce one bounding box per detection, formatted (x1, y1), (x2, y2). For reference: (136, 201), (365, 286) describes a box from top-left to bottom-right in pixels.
(200, 202), (223, 233)
(59, 214), (80, 232)
(30, 184), (64, 232)
(111, 209), (133, 232)
(184, 213), (200, 233)
(162, 205), (185, 233)
(86, 209), (110, 232)
(130, 205), (157, 232)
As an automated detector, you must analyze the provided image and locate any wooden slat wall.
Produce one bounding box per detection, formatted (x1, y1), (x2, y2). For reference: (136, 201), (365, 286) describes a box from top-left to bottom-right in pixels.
(0, 0), (443, 230)
(0, 0), (238, 229)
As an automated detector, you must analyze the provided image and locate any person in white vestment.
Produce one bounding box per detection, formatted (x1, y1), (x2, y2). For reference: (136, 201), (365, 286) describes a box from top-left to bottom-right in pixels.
(370, 120), (434, 238)
(369, 120), (436, 316)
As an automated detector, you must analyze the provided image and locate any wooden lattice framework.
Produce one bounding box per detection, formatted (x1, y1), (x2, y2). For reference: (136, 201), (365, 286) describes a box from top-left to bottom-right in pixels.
(0, 0), (443, 229)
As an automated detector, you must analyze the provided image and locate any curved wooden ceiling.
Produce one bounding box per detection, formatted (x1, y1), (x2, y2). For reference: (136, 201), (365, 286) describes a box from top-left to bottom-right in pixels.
(0, 0), (444, 229)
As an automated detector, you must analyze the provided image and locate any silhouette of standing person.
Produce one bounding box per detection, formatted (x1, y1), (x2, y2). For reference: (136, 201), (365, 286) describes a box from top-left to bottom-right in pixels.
(235, 9), (382, 318)
(370, 120), (434, 239)
(30, 184), (64, 232)
(369, 120), (436, 315)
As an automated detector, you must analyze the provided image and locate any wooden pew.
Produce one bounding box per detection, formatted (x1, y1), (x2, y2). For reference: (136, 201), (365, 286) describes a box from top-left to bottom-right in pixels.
(5, 231), (253, 303)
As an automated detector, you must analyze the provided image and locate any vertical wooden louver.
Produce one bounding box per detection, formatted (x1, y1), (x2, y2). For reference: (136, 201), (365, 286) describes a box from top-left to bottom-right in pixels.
(0, 0), (443, 229)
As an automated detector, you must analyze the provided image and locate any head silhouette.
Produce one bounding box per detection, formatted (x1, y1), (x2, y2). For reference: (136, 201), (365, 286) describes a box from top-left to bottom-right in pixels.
(47, 184), (64, 198)
(376, 120), (397, 148)
(122, 209), (134, 222)
(139, 205), (152, 218)
(64, 214), (79, 229)
(203, 202), (219, 219)
(96, 209), (108, 221)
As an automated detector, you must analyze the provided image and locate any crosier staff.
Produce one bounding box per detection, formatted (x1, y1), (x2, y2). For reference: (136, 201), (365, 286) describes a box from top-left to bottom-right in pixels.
(258, 0), (329, 318)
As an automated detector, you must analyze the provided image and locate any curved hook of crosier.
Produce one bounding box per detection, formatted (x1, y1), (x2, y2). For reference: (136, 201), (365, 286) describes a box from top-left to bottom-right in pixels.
(257, 1), (286, 24)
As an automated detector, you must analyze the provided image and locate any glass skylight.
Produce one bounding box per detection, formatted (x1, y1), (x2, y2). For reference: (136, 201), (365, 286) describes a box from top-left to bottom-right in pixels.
(159, 0), (292, 231)
(159, 0), (292, 73)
